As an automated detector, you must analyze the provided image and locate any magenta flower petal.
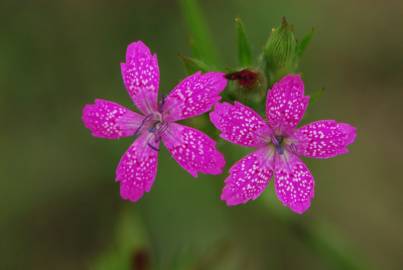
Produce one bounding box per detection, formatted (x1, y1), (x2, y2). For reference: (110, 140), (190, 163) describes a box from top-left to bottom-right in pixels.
(83, 40), (229, 204)
(163, 72), (227, 122)
(116, 133), (159, 202)
(162, 123), (225, 177)
(212, 73), (356, 213)
(274, 154), (315, 214)
(121, 41), (160, 114)
(82, 99), (144, 139)
(266, 74), (309, 131)
(210, 101), (270, 147)
(221, 149), (273, 206)
(295, 120), (357, 159)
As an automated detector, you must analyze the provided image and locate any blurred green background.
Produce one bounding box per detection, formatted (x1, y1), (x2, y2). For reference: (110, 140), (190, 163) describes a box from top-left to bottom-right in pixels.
(1, 0), (402, 269)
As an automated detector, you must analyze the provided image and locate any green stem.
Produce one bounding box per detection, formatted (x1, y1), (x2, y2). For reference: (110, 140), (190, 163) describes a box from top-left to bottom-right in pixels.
(178, 0), (220, 66)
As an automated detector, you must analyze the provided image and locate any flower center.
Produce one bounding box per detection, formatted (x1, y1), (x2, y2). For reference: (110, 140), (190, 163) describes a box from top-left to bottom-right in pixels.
(147, 119), (168, 136)
(272, 135), (285, 155)
(146, 112), (168, 151)
(133, 112), (168, 151)
(269, 132), (299, 156)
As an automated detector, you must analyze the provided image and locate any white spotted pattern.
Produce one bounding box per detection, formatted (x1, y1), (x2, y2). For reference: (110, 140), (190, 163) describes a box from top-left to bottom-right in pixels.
(221, 149), (273, 206)
(116, 133), (159, 202)
(121, 41), (160, 114)
(266, 74), (309, 130)
(162, 123), (225, 177)
(82, 99), (143, 139)
(295, 120), (356, 158)
(274, 154), (314, 214)
(163, 72), (227, 122)
(210, 102), (270, 147)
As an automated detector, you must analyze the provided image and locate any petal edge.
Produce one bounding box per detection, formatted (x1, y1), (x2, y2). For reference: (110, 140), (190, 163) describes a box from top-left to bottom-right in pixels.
(221, 148), (274, 206)
(210, 102), (271, 147)
(266, 74), (309, 131)
(274, 154), (315, 214)
(295, 120), (357, 159)
(162, 123), (225, 177)
(163, 72), (227, 121)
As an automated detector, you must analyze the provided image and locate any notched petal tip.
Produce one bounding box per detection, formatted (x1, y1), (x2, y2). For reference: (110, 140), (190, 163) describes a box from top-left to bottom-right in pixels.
(115, 134), (159, 203)
(338, 123), (357, 145)
(212, 151), (226, 174)
(274, 74), (304, 90)
(82, 99), (143, 139)
(82, 100), (101, 131)
(295, 120), (357, 159)
(220, 150), (273, 207)
(119, 186), (144, 203)
(220, 189), (242, 207)
(288, 200), (312, 214)
(209, 102), (230, 123)
(204, 71), (228, 90)
(121, 40), (160, 114)
(210, 101), (270, 147)
(82, 103), (93, 124)
(274, 155), (315, 214)
(125, 40), (151, 61)
(266, 73), (308, 130)
(304, 95), (310, 106)
(120, 62), (126, 78)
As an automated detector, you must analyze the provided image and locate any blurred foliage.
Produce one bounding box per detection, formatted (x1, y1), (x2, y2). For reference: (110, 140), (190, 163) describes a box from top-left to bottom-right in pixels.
(92, 207), (150, 270)
(93, 1), (364, 269)
(1, 0), (403, 269)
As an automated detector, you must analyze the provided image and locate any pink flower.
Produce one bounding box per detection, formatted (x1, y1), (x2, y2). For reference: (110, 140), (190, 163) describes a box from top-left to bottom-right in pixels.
(82, 41), (227, 202)
(210, 74), (356, 214)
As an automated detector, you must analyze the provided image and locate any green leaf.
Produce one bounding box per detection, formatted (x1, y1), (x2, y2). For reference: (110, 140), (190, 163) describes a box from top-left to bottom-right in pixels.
(178, 0), (220, 66)
(235, 17), (252, 67)
(179, 54), (211, 74)
(297, 28), (315, 57)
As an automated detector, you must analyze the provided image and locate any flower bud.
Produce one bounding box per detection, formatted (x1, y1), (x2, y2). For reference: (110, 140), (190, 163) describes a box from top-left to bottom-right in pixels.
(263, 17), (298, 83)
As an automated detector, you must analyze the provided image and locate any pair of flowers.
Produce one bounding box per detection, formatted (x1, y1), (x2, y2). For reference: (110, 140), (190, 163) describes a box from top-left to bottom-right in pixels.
(82, 41), (356, 214)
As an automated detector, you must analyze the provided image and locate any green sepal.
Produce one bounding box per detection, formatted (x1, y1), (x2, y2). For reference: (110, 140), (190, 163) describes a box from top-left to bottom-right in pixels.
(297, 28), (315, 58)
(263, 17), (299, 84)
(179, 54), (211, 74)
(235, 17), (252, 67)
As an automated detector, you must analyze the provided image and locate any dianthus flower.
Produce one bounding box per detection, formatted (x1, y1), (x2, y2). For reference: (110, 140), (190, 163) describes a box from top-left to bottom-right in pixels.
(210, 74), (356, 213)
(82, 41), (226, 202)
